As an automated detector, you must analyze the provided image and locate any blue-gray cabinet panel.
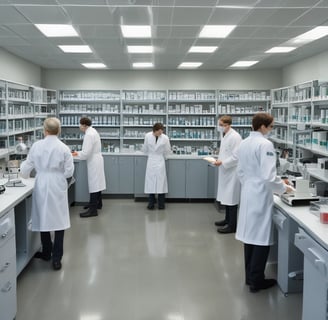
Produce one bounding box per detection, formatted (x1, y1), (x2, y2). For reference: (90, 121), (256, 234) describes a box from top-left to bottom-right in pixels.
(186, 160), (208, 198)
(167, 159), (186, 198)
(134, 156), (147, 196)
(73, 160), (89, 203)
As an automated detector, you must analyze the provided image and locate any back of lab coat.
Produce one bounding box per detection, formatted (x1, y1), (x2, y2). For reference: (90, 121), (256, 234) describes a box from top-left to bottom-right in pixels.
(216, 128), (242, 205)
(142, 132), (171, 194)
(20, 135), (74, 231)
(235, 131), (286, 246)
(78, 126), (106, 193)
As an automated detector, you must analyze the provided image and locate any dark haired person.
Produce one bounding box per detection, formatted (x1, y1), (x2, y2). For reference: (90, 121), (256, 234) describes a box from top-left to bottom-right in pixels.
(142, 123), (171, 210)
(235, 113), (293, 293)
(73, 117), (106, 218)
(214, 115), (242, 234)
(20, 118), (74, 270)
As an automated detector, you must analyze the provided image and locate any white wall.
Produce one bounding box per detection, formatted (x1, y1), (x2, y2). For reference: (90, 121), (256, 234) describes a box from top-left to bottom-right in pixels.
(282, 51), (328, 86)
(0, 48), (41, 86)
(42, 69), (282, 90)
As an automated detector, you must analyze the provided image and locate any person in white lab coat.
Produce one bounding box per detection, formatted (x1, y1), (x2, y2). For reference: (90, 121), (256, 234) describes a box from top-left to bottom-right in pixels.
(142, 123), (171, 210)
(235, 113), (293, 293)
(73, 117), (106, 218)
(214, 115), (242, 234)
(20, 117), (74, 270)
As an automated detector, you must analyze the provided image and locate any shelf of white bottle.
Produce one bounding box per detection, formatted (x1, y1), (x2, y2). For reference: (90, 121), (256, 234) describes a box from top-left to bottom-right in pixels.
(123, 99), (166, 103)
(60, 98), (120, 102)
(7, 97), (30, 103)
(270, 136), (292, 145)
(59, 112), (120, 115)
(311, 122), (328, 128)
(273, 121), (288, 126)
(122, 112), (166, 115)
(168, 125), (215, 128)
(169, 138), (217, 141)
(288, 99), (312, 104)
(123, 124), (155, 127)
(219, 112), (261, 115)
(0, 128), (35, 137)
(123, 137), (145, 140)
(231, 124), (252, 127)
(168, 112), (216, 115)
(7, 114), (34, 119)
(168, 99), (215, 103)
(307, 168), (328, 183)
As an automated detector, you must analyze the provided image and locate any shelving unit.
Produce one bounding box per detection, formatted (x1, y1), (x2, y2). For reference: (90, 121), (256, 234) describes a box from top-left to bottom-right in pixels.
(167, 90), (217, 155)
(0, 81), (34, 151)
(121, 90), (167, 153)
(218, 89), (270, 139)
(31, 86), (57, 141)
(59, 90), (121, 152)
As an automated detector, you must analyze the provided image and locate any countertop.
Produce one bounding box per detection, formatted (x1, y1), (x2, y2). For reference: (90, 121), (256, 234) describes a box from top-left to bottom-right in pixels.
(0, 178), (34, 218)
(274, 195), (328, 250)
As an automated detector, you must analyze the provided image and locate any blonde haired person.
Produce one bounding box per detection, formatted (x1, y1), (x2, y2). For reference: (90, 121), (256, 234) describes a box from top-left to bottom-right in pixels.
(20, 117), (74, 270)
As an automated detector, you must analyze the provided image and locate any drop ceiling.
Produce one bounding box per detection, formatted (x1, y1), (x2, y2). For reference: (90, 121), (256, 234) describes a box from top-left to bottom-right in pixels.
(1, 0), (328, 70)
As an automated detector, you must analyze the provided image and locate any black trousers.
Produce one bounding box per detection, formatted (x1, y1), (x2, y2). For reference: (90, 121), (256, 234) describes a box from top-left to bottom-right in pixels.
(89, 191), (102, 213)
(225, 205), (238, 231)
(148, 194), (165, 207)
(40, 230), (65, 262)
(244, 243), (270, 286)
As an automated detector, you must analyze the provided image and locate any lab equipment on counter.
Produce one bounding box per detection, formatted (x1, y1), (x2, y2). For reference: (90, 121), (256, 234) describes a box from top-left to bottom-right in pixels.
(281, 179), (320, 206)
(4, 160), (25, 187)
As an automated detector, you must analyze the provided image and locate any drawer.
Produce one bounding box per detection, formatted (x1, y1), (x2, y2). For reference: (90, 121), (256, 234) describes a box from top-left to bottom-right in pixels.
(0, 209), (15, 249)
(0, 244), (17, 320)
(273, 209), (287, 231)
(295, 228), (328, 279)
(0, 236), (16, 277)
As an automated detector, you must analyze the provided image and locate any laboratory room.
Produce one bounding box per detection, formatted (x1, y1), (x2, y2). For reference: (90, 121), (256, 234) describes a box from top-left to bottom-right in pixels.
(2, 1), (328, 320)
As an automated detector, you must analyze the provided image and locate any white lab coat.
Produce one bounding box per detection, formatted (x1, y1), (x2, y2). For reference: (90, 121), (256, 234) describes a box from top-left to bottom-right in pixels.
(77, 126), (106, 193)
(142, 132), (171, 194)
(20, 135), (74, 231)
(235, 131), (287, 246)
(216, 128), (242, 205)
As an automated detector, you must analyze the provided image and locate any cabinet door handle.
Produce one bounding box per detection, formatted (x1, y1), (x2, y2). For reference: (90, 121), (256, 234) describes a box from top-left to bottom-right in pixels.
(1, 281), (12, 293)
(1, 231), (8, 239)
(0, 262), (10, 273)
(307, 247), (327, 276)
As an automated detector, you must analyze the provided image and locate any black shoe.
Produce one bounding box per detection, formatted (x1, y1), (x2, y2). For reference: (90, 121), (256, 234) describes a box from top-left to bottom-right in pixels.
(34, 251), (51, 261)
(52, 261), (62, 271)
(158, 205), (165, 210)
(217, 225), (235, 234)
(84, 205), (102, 210)
(249, 279), (277, 293)
(147, 204), (155, 210)
(80, 210), (98, 218)
(214, 220), (227, 227)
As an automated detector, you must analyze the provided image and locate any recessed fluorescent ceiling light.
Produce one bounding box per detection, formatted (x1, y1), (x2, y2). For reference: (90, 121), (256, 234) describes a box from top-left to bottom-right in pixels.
(199, 25), (236, 38)
(59, 45), (92, 53)
(230, 61), (259, 67)
(293, 26), (328, 43)
(178, 62), (203, 69)
(127, 46), (154, 53)
(266, 46), (296, 53)
(132, 62), (154, 68)
(188, 46), (218, 53)
(35, 24), (78, 37)
(82, 63), (107, 69)
(121, 25), (151, 38)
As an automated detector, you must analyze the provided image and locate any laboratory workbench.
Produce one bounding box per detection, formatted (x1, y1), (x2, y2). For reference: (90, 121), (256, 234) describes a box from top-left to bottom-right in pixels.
(0, 178), (41, 320)
(274, 196), (328, 320)
(73, 153), (218, 203)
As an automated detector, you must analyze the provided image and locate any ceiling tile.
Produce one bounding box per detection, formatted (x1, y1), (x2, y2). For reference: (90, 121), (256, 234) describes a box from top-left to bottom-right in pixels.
(0, 6), (29, 23)
(64, 6), (116, 24)
(290, 7), (328, 26)
(171, 7), (213, 26)
(15, 5), (69, 23)
(208, 8), (252, 25)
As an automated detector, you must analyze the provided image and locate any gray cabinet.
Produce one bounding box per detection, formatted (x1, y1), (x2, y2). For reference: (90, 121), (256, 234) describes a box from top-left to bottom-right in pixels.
(134, 156), (147, 197)
(167, 159), (186, 198)
(0, 209), (16, 320)
(104, 155), (134, 194)
(73, 160), (89, 203)
(207, 164), (218, 199)
(15, 195), (41, 275)
(186, 160), (208, 198)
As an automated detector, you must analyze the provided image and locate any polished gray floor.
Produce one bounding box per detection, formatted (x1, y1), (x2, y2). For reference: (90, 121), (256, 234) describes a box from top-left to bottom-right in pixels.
(16, 200), (302, 320)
